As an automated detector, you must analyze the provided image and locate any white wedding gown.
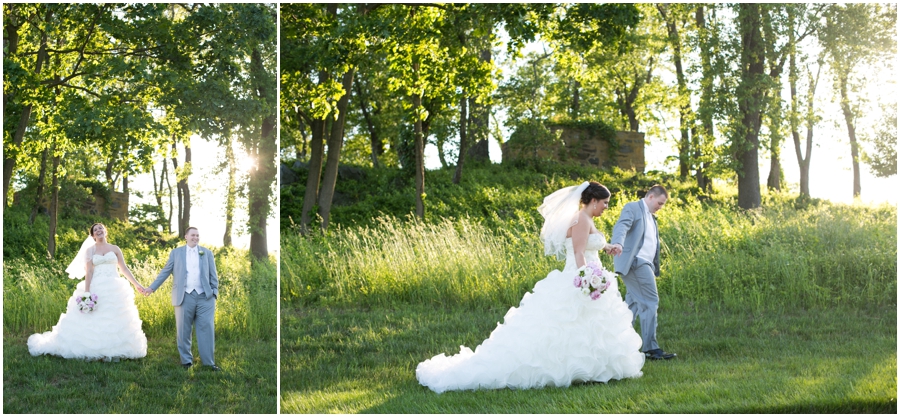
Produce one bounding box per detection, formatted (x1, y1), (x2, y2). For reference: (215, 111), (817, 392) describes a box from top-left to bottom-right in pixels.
(27, 252), (148, 360)
(416, 233), (644, 393)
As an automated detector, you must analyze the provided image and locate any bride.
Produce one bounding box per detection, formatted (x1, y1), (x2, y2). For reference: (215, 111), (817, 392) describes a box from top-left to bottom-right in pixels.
(416, 182), (644, 393)
(28, 223), (148, 360)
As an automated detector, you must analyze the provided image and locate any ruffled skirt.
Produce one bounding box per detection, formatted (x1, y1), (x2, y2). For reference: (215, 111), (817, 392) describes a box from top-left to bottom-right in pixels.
(416, 269), (644, 393)
(27, 272), (148, 360)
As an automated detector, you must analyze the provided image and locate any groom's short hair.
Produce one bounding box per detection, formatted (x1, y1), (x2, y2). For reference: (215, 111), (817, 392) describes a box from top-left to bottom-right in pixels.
(646, 185), (668, 198)
(185, 227), (198, 236)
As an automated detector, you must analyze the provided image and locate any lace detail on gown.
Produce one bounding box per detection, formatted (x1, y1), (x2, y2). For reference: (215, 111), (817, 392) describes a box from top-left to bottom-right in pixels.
(27, 252), (148, 360)
(416, 234), (644, 393)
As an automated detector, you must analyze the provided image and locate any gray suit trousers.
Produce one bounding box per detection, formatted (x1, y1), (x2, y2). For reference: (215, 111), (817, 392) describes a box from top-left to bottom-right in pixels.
(621, 257), (659, 352)
(175, 290), (216, 366)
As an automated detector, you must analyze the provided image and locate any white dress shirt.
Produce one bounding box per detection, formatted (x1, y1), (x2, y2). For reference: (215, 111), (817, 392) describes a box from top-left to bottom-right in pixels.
(185, 245), (204, 295)
(636, 200), (658, 264)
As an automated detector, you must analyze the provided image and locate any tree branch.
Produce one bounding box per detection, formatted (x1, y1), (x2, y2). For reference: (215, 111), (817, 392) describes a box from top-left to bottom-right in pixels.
(66, 5), (108, 85)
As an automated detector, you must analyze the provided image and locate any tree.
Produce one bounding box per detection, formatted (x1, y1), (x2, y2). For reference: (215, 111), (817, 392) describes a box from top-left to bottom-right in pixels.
(862, 101), (897, 178)
(281, 3), (371, 232)
(734, 3), (766, 209)
(820, 3), (896, 197)
(657, 3), (697, 179)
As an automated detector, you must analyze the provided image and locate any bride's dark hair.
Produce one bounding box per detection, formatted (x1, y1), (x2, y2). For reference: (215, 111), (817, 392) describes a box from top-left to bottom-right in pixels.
(89, 223), (106, 239)
(580, 181), (611, 205)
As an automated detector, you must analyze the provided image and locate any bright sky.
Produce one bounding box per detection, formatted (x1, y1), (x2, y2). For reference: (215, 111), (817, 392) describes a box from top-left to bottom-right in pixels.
(129, 135), (280, 253)
(425, 26), (898, 206)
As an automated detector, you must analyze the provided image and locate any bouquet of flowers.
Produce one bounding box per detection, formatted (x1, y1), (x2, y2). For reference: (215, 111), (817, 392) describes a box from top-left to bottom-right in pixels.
(573, 261), (615, 300)
(76, 292), (99, 313)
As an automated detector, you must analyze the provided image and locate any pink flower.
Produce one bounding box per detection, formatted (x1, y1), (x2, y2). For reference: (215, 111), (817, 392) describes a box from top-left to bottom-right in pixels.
(590, 289), (601, 300)
(91, 294), (98, 302)
(573, 276), (583, 288)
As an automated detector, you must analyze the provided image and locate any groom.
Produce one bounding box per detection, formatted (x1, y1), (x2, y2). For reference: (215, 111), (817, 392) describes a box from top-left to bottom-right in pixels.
(145, 226), (221, 371)
(608, 185), (676, 360)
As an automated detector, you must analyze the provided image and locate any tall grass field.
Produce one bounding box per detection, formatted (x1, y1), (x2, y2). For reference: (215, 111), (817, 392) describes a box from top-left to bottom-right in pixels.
(3, 206), (278, 414)
(281, 163), (897, 413)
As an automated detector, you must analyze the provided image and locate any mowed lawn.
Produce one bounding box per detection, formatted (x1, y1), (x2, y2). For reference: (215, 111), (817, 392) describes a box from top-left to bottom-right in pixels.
(3, 334), (277, 414)
(281, 303), (896, 413)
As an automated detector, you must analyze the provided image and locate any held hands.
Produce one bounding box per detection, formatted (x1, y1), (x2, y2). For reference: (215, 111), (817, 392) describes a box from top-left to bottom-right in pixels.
(604, 244), (623, 256)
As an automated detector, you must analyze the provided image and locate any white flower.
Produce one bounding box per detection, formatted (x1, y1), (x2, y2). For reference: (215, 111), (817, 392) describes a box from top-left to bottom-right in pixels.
(589, 275), (602, 288)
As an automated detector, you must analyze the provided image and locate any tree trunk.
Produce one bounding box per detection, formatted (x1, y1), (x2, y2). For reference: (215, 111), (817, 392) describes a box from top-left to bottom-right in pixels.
(354, 76), (383, 168)
(248, 46), (277, 261)
(792, 61), (820, 197)
(152, 158), (167, 230)
(411, 27), (426, 220)
(317, 68), (355, 231)
(30, 147), (49, 224)
(737, 3), (765, 209)
(171, 138), (191, 236)
(623, 59), (652, 132)
(413, 93), (425, 220)
(658, 4), (692, 179)
(172, 141), (182, 235)
(296, 121), (309, 162)
(571, 80), (581, 119)
(104, 159), (115, 190)
(766, 150), (781, 191)
(3, 9), (50, 206)
(838, 73), (862, 197)
(765, 87), (784, 191)
(164, 156), (174, 233)
(695, 5), (714, 192)
(453, 95), (468, 184)
(299, 107), (327, 233)
(223, 138), (236, 247)
(47, 146), (61, 260)
(182, 141), (192, 234)
(467, 47), (491, 163)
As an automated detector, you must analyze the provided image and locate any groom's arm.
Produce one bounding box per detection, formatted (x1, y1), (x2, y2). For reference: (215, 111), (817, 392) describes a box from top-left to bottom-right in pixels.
(611, 203), (636, 247)
(149, 250), (176, 292)
(207, 249), (219, 298)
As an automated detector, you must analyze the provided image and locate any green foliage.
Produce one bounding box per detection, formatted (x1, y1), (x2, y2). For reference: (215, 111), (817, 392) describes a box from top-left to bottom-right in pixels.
(504, 119), (564, 168)
(281, 161), (684, 230)
(861, 101), (898, 178)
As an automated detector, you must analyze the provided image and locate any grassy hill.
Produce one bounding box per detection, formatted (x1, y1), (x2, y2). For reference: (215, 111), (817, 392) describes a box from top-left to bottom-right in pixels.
(281, 161), (897, 311)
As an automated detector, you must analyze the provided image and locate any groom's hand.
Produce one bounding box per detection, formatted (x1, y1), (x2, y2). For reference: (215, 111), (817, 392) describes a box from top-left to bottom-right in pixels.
(606, 244), (623, 256)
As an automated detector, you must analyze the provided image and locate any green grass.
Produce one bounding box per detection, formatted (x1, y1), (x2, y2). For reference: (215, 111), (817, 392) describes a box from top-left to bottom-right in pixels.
(3, 334), (276, 413)
(3, 203), (278, 413)
(281, 304), (896, 413)
(280, 163), (897, 413)
(282, 196), (896, 311)
(3, 248), (277, 340)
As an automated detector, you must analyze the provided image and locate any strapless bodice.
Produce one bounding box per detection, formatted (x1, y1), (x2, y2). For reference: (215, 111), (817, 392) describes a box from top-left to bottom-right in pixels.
(92, 251), (118, 275)
(92, 251), (117, 265)
(563, 233), (607, 270)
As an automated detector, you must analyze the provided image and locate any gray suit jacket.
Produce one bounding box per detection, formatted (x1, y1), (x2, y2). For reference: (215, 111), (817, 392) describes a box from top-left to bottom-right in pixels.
(611, 200), (661, 277)
(150, 245), (219, 306)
